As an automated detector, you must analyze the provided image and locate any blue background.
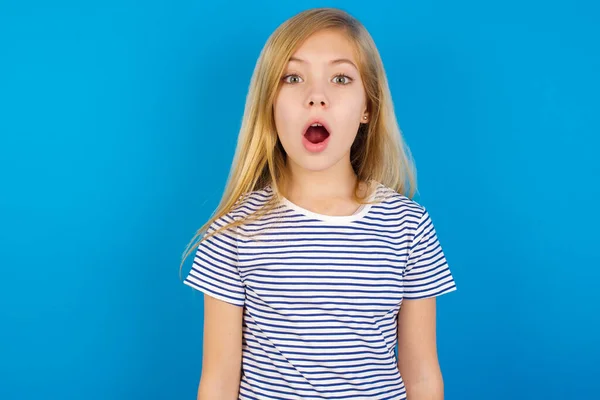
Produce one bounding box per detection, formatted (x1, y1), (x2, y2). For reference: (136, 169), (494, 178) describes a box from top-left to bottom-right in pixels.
(1, 1), (598, 399)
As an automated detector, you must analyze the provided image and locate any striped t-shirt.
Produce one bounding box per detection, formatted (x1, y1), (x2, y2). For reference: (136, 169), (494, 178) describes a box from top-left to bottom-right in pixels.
(184, 182), (457, 399)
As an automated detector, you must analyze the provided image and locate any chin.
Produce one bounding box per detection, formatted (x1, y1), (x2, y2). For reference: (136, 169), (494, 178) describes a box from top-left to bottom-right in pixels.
(288, 153), (344, 173)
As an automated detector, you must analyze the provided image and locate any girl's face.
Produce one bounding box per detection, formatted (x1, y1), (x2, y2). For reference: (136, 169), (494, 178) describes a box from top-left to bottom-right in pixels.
(273, 29), (369, 175)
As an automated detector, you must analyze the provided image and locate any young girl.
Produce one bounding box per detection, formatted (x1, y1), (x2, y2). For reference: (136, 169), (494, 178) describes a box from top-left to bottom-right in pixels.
(181, 7), (457, 400)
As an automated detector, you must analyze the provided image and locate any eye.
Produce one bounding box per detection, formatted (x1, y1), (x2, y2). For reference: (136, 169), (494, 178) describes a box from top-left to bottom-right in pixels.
(332, 74), (353, 85)
(282, 74), (303, 84)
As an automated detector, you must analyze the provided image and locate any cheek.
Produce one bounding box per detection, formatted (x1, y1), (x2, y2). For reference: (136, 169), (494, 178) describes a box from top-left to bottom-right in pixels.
(335, 91), (365, 128)
(274, 92), (301, 134)
(273, 100), (286, 136)
(348, 87), (367, 113)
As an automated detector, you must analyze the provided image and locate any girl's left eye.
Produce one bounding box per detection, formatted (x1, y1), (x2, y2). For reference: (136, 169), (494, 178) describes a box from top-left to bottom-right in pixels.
(332, 74), (353, 85)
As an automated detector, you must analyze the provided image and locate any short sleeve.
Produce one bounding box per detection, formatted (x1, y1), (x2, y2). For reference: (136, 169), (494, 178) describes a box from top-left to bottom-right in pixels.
(403, 208), (457, 300)
(183, 215), (245, 307)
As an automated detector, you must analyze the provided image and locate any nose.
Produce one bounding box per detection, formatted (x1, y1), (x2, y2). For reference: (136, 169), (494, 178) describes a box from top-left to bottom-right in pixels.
(307, 85), (328, 109)
(308, 98), (327, 108)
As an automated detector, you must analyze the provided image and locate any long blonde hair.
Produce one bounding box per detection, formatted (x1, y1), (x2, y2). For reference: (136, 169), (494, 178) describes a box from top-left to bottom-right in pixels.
(179, 7), (417, 274)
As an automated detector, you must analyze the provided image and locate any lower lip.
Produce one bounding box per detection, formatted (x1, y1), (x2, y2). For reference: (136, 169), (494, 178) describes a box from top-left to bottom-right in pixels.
(302, 134), (330, 153)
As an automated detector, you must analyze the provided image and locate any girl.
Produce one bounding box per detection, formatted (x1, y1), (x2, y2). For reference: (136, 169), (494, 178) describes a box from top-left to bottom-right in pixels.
(181, 7), (457, 400)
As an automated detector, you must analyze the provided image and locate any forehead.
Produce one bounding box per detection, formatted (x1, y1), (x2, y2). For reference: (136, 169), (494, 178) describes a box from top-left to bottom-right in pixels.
(290, 29), (357, 63)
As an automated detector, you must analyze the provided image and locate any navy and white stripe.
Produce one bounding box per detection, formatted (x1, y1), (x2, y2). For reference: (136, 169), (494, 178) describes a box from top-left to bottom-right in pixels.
(184, 182), (457, 399)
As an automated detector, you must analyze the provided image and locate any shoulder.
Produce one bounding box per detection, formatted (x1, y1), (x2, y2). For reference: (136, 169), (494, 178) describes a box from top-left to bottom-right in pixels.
(209, 185), (276, 229)
(371, 181), (426, 217)
(230, 185), (275, 218)
(371, 182), (444, 250)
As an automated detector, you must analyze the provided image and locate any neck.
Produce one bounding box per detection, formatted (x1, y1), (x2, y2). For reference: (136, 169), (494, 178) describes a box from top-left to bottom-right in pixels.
(283, 157), (361, 201)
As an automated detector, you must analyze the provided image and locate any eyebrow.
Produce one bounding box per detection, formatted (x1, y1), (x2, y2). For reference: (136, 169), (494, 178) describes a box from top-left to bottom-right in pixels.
(288, 56), (358, 71)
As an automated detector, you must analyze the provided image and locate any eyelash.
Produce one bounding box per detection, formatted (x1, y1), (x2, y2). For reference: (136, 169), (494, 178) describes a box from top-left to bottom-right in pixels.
(281, 73), (353, 85)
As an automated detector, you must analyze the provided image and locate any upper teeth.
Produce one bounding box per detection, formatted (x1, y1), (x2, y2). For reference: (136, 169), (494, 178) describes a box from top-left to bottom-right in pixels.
(311, 123), (322, 127)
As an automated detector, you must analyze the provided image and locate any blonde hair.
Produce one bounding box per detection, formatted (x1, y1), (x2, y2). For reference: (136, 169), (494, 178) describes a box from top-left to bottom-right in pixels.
(179, 7), (417, 275)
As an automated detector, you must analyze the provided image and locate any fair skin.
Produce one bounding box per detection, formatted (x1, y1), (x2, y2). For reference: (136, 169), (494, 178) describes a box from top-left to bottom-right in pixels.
(196, 295), (243, 400)
(197, 28), (444, 400)
(398, 297), (445, 399)
(273, 28), (370, 215)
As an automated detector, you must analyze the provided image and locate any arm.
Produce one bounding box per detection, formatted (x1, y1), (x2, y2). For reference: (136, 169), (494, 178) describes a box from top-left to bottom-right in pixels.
(196, 294), (244, 400)
(397, 297), (444, 400)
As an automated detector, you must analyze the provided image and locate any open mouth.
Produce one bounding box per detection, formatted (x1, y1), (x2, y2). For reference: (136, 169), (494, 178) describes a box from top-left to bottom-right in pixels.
(304, 124), (330, 144)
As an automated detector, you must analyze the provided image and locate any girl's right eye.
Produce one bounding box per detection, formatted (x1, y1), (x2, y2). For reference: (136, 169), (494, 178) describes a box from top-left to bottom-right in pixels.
(282, 74), (303, 84)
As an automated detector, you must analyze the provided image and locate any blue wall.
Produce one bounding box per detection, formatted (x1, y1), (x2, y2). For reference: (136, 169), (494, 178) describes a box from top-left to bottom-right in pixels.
(1, 1), (598, 399)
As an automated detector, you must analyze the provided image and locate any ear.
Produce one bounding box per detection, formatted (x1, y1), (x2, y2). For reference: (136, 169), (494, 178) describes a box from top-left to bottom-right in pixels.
(361, 104), (370, 123)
